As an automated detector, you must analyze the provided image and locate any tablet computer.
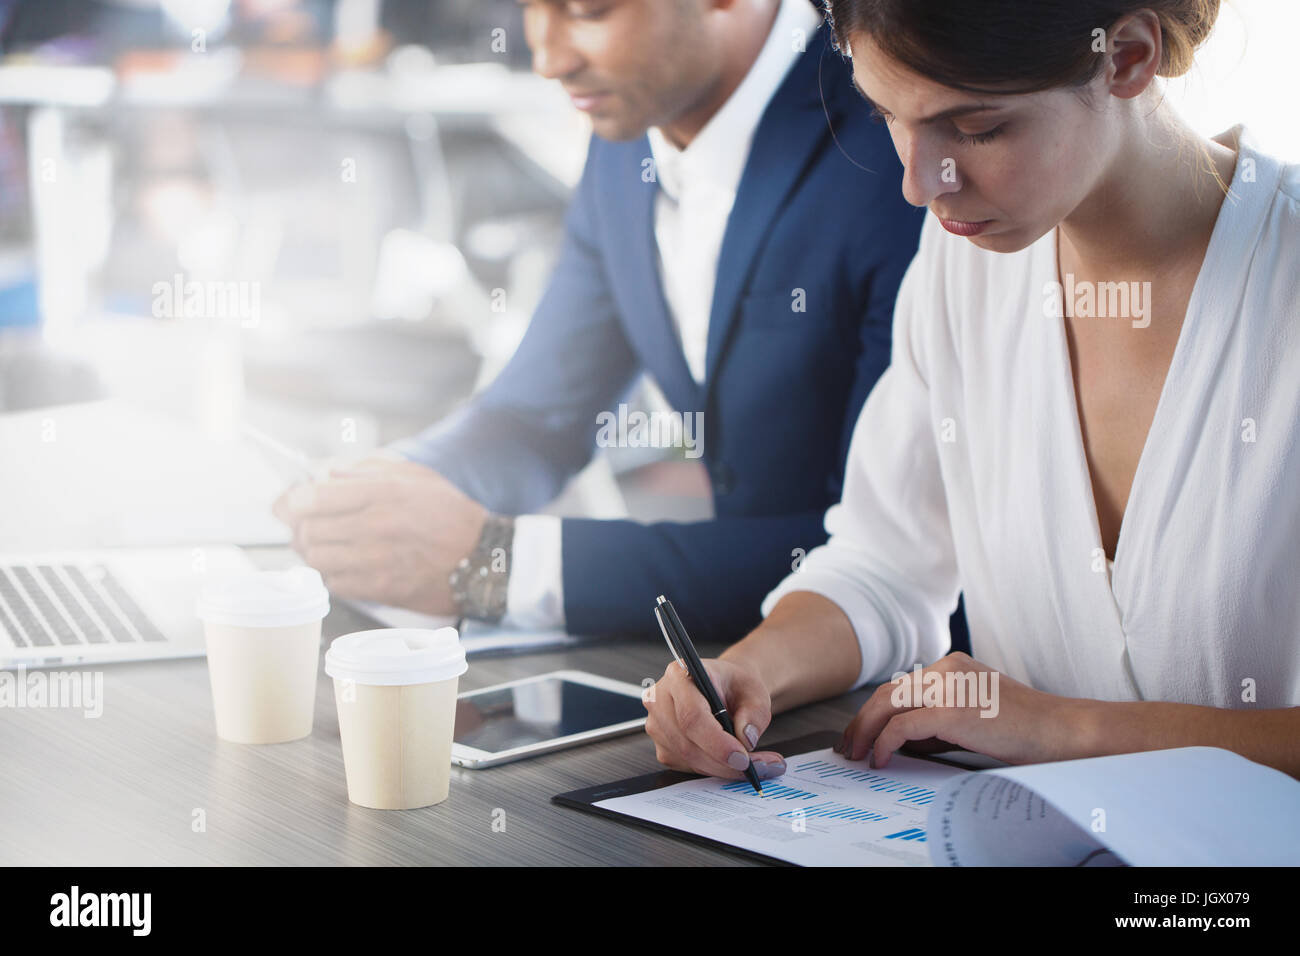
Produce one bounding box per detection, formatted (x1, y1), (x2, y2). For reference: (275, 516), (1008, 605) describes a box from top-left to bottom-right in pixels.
(451, 670), (648, 768)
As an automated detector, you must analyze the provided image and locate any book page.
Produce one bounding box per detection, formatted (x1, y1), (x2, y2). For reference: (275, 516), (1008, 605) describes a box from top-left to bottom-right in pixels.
(932, 746), (1300, 866)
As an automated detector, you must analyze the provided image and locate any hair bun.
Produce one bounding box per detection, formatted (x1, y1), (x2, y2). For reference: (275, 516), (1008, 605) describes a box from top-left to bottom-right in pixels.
(1158, 0), (1221, 77)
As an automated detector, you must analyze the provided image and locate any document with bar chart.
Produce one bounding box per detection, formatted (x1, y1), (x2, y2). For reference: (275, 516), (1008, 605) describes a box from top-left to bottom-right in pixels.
(592, 747), (969, 866)
(586, 742), (1300, 866)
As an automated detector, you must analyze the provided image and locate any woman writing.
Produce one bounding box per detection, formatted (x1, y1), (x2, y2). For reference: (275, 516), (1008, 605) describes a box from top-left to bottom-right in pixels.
(645, 0), (1300, 778)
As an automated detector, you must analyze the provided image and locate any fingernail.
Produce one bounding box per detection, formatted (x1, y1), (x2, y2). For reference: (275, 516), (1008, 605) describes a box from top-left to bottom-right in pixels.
(726, 751), (750, 771)
(754, 757), (785, 779)
(744, 724), (759, 749)
(289, 484), (315, 511)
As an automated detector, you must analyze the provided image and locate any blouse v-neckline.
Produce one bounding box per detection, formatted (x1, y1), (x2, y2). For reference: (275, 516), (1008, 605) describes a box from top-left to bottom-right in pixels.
(1039, 126), (1251, 605)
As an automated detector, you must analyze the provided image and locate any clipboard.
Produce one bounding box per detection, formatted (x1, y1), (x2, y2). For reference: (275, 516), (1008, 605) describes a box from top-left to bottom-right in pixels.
(552, 731), (975, 866)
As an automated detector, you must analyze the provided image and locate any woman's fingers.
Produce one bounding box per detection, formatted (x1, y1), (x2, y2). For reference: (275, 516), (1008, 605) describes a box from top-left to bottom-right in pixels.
(669, 678), (755, 775)
(650, 689), (747, 779)
(841, 654), (994, 760)
(870, 708), (960, 768)
(644, 659), (781, 778)
(726, 666), (774, 752)
(841, 678), (911, 761)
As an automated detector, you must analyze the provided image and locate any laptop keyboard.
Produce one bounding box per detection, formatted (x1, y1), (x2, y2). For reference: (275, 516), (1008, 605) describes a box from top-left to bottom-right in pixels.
(0, 563), (168, 649)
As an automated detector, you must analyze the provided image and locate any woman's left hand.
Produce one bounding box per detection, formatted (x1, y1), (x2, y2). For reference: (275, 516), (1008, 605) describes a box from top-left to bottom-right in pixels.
(839, 651), (1094, 768)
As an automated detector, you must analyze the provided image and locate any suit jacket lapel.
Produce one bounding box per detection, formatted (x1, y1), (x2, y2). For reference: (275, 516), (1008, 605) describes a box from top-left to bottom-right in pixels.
(703, 26), (837, 392)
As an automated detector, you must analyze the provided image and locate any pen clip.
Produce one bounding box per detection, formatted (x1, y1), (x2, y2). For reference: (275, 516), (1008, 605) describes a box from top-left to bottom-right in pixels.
(654, 603), (688, 674)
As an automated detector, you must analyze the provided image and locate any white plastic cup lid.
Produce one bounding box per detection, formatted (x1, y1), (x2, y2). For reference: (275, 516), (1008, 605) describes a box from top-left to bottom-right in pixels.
(325, 628), (467, 686)
(196, 566), (330, 629)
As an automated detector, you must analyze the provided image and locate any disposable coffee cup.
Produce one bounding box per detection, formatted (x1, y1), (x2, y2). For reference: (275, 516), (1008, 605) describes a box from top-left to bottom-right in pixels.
(196, 566), (330, 744)
(324, 628), (467, 810)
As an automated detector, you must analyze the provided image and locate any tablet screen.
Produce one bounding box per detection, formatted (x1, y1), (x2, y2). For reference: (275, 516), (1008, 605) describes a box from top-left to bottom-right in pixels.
(453, 677), (646, 754)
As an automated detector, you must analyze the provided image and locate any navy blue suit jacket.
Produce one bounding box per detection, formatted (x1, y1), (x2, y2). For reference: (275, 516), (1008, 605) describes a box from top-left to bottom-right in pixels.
(398, 15), (969, 652)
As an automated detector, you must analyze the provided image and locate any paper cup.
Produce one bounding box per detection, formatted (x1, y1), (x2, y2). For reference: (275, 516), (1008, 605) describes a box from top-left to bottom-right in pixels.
(196, 566), (329, 744)
(325, 627), (467, 810)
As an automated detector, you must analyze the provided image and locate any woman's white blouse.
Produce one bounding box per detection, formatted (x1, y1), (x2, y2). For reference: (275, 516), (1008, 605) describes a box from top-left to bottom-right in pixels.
(762, 125), (1300, 709)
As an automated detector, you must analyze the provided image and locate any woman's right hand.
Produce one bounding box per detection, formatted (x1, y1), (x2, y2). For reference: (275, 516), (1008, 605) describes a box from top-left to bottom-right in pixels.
(643, 656), (787, 781)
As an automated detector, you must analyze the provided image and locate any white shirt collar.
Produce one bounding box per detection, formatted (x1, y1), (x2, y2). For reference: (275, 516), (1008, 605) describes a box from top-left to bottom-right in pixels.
(647, 0), (821, 202)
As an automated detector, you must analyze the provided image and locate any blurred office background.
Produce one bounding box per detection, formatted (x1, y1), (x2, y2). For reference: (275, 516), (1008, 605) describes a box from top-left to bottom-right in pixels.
(0, 0), (1295, 547)
(0, 0), (577, 430)
(0, 0), (654, 545)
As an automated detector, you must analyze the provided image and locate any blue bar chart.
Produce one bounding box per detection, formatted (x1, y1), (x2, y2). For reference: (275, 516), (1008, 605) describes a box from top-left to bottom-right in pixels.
(778, 802), (890, 823)
(721, 778), (895, 825)
(884, 827), (928, 842)
(718, 781), (818, 800)
(793, 758), (937, 806)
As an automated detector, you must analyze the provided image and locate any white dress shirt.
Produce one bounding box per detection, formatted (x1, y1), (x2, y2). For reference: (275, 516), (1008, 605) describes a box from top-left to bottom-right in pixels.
(505, 0), (822, 629)
(763, 126), (1300, 709)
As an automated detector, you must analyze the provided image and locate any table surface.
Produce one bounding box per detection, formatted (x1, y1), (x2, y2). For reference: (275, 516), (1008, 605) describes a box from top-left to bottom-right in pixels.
(1, 570), (891, 866)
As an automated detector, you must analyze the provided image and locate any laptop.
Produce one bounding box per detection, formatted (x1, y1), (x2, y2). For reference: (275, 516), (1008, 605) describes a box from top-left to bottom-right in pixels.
(0, 547), (255, 669)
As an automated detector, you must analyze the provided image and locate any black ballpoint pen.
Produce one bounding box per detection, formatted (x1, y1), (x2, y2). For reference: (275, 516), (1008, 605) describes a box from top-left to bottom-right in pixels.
(654, 594), (762, 793)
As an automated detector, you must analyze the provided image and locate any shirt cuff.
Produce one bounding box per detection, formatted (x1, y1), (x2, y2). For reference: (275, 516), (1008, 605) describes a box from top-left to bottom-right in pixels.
(760, 561), (899, 691)
(503, 514), (565, 630)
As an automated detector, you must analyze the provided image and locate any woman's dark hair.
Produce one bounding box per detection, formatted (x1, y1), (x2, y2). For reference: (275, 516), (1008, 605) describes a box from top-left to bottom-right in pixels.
(822, 0), (1221, 94)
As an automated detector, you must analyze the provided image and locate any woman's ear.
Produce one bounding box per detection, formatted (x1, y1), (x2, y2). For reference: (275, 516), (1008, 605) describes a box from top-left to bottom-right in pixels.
(1103, 10), (1164, 100)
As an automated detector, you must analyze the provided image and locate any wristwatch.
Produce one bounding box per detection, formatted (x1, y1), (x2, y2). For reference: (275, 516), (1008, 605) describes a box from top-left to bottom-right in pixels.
(448, 513), (514, 623)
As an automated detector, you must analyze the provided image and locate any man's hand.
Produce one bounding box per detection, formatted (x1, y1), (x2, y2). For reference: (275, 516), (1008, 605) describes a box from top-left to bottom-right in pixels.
(271, 458), (488, 616)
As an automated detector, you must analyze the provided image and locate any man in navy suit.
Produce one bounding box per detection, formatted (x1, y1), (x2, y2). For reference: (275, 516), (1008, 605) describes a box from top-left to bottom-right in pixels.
(275, 0), (968, 652)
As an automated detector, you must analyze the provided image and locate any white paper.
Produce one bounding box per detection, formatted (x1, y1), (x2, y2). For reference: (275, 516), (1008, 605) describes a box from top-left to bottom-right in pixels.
(595, 747), (968, 866)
